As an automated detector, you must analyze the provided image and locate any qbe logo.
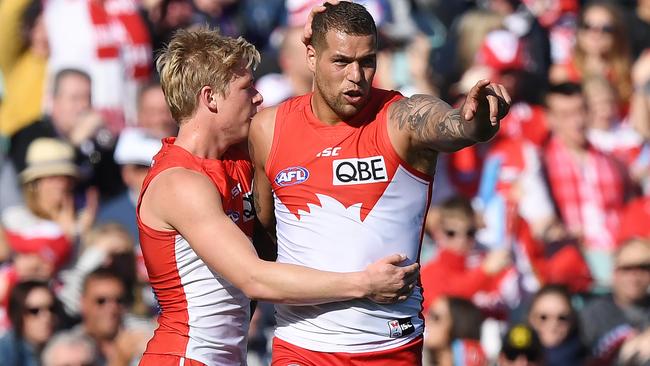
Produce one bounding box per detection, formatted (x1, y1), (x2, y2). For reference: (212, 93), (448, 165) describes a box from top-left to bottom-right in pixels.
(387, 318), (415, 338)
(275, 166), (310, 186)
(332, 156), (388, 185)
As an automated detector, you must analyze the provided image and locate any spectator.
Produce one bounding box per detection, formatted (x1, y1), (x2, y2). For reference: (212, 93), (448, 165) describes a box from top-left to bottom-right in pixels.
(551, 2), (633, 105)
(96, 128), (161, 242)
(580, 238), (650, 365)
(74, 268), (127, 365)
(9, 69), (123, 199)
(0, 281), (60, 366)
(0, 0), (48, 137)
(432, 8), (503, 100)
(58, 223), (137, 318)
(256, 26), (314, 108)
(479, 0), (551, 82)
(423, 296), (488, 366)
(44, 0), (152, 130)
(474, 29), (550, 146)
(542, 82), (627, 286)
(498, 323), (544, 366)
(41, 331), (98, 366)
(583, 75), (642, 159)
(527, 285), (586, 366)
(420, 196), (510, 312)
(2, 138), (96, 242)
(135, 81), (177, 139)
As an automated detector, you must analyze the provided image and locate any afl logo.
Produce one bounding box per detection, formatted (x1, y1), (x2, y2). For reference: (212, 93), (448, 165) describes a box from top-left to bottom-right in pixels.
(275, 166), (310, 186)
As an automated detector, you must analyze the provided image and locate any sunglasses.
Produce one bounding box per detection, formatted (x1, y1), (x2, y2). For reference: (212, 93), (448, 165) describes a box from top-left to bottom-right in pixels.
(443, 228), (477, 239)
(580, 22), (615, 34)
(616, 263), (650, 272)
(535, 313), (570, 323)
(24, 304), (55, 316)
(94, 296), (126, 306)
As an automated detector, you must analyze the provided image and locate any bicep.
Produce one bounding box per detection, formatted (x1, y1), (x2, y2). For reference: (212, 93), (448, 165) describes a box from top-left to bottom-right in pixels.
(159, 173), (261, 289)
(249, 109), (277, 233)
(388, 94), (473, 153)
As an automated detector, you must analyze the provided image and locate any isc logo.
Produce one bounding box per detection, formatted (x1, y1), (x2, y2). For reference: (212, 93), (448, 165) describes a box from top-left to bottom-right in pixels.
(332, 156), (388, 185)
(275, 166), (310, 186)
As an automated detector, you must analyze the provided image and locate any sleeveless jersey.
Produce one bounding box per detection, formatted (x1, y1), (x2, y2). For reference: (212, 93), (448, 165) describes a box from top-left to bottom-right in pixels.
(267, 88), (433, 353)
(137, 137), (255, 365)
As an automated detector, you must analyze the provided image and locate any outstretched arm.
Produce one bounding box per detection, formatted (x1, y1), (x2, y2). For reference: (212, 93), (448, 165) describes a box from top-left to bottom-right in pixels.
(141, 168), (418, 305)
(388, 79), (511, 154)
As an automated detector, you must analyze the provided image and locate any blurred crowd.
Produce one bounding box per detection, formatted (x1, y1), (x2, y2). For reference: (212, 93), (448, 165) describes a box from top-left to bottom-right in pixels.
(0, 0), (649, 365)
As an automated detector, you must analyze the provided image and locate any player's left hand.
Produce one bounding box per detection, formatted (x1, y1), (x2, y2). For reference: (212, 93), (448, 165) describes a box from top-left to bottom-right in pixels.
(461, 79), (511, 127)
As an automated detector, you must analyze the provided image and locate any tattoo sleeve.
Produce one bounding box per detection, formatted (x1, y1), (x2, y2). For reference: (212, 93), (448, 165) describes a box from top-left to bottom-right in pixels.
(390, 95), (477, 153)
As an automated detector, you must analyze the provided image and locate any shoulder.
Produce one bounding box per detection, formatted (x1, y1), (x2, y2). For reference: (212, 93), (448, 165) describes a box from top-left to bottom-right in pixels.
(149, 168), (217, 200)
(250, 106), (278, 138)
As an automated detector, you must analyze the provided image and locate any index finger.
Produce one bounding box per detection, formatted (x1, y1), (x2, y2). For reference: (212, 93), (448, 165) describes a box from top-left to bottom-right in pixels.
(301, 0), (342, 45)
(401, 262), (419, 276)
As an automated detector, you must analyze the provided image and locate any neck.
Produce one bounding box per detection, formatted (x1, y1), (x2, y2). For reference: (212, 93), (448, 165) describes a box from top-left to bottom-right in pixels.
(311, 92), (343, 126)
(174, 117), (231, 159)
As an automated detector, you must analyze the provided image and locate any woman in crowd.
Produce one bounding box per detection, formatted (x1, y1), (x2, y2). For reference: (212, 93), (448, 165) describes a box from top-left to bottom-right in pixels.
(551, 2), (633, 105)
(0, 281), (60, 366)
(527, 284), (586, 366)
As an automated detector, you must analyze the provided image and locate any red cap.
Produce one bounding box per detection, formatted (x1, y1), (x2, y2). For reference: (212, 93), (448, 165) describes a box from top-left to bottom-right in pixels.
(476, 30), (525, 73)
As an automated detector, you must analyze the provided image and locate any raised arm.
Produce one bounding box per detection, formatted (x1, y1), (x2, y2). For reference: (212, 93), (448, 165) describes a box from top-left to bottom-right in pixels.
(141, 168), (417, 305)
(387, 80), (511, 158)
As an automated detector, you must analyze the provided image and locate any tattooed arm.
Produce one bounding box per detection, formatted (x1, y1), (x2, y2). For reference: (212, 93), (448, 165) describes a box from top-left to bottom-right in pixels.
(248, 106), (277, 237)
(388, 80), (511, 155)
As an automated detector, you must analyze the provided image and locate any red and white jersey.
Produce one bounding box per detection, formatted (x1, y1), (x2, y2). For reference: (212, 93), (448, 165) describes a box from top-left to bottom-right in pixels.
(45, 0), (152, 130)
(137, 138), (255, 365)
(266, 89), (431, 353)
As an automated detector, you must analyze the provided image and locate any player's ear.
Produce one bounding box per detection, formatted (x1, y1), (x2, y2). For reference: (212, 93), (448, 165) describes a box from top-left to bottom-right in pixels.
(199, 86), (218, 113)
(306, 45), (317, 73)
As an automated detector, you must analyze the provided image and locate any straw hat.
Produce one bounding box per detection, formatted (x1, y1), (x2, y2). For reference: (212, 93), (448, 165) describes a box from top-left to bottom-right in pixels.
(21, 138), (79, 183)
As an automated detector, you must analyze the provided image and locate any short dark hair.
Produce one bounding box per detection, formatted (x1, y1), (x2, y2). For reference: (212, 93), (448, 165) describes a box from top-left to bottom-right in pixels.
(439, 195), (475, 220)
(311, 2), (377, 50)
(448, 297), (484, 340)
(8, 281), (58, 339)
(82, 268), (124, 295)
(52, 68), (91, 96)
(137, 79), (163, 110)
(545, 82), (583, 107)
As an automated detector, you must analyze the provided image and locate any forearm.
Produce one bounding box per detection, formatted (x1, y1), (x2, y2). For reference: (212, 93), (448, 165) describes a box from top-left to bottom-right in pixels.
(246, 260), (368, 305)
(390, 95), (497, 154)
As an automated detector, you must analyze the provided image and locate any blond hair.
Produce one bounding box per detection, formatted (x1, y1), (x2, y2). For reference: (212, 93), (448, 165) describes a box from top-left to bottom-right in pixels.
(156, 27), (261, 123)
(456, 10), (504, 73)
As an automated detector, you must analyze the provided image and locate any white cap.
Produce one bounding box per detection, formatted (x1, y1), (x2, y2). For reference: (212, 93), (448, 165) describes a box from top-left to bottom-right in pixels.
(114, 128), (162, 166)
